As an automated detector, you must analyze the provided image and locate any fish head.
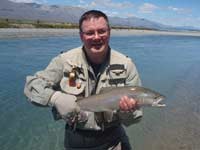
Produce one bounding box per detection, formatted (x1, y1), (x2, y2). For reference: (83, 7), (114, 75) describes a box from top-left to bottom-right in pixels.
(151, 94), (166, 107)
(129, 86), (166, 107)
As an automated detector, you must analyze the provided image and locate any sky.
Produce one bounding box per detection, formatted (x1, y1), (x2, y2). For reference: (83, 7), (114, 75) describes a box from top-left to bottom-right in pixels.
(9, 0), (200, 29)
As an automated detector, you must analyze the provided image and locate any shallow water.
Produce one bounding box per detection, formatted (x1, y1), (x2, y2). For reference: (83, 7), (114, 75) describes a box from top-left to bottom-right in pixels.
(0, 35), (200, 150)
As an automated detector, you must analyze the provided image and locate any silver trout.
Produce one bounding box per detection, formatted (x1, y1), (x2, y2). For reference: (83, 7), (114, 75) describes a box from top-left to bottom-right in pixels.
(77, 86), (166, 112)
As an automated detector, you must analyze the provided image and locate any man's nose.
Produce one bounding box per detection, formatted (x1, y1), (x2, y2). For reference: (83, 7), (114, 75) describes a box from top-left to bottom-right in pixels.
(94, 31), (101, 39)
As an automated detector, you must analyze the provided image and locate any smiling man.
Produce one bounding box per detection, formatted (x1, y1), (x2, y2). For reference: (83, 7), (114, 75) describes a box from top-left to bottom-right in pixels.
(24, 10), (143, 150)
(80, 14), (110, 64)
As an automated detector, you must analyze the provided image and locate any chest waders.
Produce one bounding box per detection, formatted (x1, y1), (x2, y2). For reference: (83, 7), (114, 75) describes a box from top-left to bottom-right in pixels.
(64, 124), (131, 150)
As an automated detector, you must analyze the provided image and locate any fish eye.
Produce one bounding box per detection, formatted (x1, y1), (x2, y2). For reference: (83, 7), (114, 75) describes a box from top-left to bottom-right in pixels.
(155, 95), (160, 99)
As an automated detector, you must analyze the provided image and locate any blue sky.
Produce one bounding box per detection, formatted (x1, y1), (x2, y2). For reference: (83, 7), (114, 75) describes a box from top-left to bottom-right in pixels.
(10, 0), (200, 28)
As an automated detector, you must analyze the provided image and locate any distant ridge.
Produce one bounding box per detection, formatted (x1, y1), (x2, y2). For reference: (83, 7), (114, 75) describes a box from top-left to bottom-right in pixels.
(0, 0), (87, 23)
(0, 0), (199, 31)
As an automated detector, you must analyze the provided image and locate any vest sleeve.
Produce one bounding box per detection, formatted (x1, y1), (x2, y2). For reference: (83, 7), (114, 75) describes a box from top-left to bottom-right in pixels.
(24, 55), (64, 106)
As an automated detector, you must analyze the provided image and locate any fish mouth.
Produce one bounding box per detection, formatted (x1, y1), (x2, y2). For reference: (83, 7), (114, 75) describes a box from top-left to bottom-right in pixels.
(152, 96), (166, 107)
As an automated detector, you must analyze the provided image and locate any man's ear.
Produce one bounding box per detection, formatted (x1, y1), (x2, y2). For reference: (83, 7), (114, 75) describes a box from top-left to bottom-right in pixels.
(108, 27), (111, 37)
(79, 32), (84, 42)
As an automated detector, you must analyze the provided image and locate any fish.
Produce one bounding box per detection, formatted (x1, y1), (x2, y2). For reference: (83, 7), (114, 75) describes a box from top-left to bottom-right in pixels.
(77, 86), (166, 112)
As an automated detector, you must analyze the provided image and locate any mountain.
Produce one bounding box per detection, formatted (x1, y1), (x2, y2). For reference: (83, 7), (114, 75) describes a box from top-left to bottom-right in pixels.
(108, 16), (171, 30)
(0, 0), (199, 31)
(0, 0), (87, 23)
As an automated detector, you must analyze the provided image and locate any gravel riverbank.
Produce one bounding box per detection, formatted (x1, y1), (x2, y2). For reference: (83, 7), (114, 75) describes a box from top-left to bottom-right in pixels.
(0, 28), (200, 39)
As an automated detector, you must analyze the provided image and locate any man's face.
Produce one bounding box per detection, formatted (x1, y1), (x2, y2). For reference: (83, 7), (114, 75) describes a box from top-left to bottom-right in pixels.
(80, 17), (110, 64)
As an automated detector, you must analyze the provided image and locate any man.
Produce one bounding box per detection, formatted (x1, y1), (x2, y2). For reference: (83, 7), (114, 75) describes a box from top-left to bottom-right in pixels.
(24, 10), (142, 150)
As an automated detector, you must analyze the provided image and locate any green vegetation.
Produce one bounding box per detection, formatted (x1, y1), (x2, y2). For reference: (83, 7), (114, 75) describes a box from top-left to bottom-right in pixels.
(0, 18), (78, 29)
(0, 18), (9, 28)
(0, 18), (157, 30)
(34, 20), (78, 28)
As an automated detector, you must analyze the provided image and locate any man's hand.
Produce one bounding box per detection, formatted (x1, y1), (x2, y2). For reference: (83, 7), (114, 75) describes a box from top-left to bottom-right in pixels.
(119, 96), (138, 112)
(50, 91), (88, 123)
(66, 110), (88, 127)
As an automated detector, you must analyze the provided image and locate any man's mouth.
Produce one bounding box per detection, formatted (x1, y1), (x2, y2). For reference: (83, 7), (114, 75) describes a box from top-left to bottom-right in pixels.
(92, 43), (103, 49)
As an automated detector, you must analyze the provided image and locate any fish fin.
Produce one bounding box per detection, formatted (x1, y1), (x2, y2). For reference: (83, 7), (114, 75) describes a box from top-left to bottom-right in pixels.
(99, 87), (115, 94)
(94, 108), (114, 113)
(100, 86), (139, 94)
(88, 108), (115, 113)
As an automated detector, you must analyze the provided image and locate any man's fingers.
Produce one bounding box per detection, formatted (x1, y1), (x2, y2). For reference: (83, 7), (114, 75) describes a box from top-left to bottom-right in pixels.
(119, 99), (129, 111)
(119, 96), (137, 111)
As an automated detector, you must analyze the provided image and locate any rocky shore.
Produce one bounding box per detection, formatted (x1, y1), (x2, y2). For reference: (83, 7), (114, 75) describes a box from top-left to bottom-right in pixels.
(0, 28), (200, 39)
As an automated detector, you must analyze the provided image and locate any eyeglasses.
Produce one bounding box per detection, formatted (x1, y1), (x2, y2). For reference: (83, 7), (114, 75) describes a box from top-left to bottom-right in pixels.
(81, 28), (109, 38)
